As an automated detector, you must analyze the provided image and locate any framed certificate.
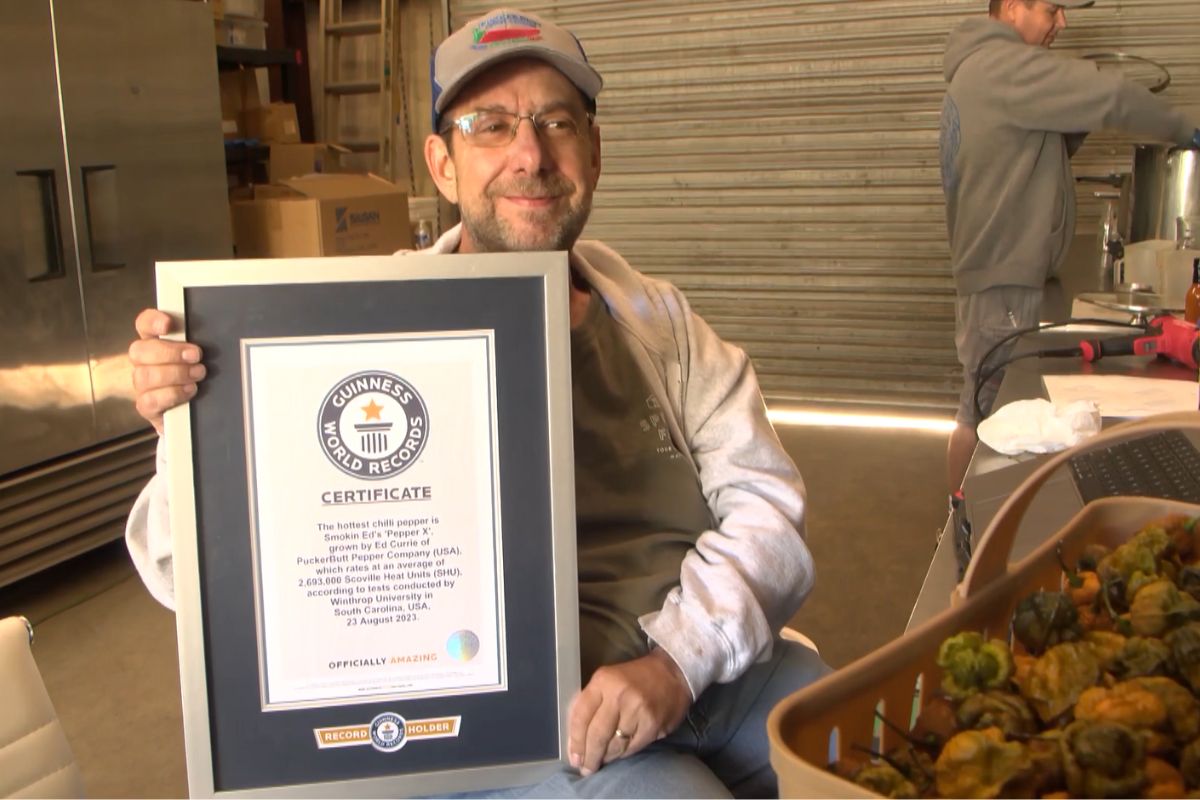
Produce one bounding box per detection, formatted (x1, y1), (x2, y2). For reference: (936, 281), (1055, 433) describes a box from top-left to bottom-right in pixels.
(158, 253), (579, 798)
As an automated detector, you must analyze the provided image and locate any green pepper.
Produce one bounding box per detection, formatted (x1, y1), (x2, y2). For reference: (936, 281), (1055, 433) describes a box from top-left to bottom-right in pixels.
(936, 633), (1014, 699)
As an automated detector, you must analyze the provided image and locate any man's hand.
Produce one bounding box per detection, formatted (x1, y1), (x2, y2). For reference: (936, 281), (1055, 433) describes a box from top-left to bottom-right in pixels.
(129, 308), (206, 435)
(567, 648), (691, 777)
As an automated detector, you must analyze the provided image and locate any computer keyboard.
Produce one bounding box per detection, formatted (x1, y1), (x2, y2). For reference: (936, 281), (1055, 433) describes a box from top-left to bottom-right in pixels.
(1069, 429), (1200, 505)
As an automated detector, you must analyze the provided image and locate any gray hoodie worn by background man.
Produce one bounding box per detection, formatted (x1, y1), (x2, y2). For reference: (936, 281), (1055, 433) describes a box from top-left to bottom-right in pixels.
(940, 16), (1197, 296)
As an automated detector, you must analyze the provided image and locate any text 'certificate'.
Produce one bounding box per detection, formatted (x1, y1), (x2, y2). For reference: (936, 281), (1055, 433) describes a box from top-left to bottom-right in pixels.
(241, 331), (506, 710)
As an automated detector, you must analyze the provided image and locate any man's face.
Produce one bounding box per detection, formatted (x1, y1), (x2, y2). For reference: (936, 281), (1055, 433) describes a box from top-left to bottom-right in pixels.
(1008, 0), (1067, 47)
(424, 58), (601, 254)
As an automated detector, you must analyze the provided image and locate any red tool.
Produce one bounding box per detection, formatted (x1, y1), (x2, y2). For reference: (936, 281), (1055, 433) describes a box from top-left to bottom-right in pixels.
(1078, 314), (1200, 370)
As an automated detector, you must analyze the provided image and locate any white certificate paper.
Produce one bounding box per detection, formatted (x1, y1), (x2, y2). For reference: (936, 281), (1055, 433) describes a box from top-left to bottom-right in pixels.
(241, 331), (506, 710)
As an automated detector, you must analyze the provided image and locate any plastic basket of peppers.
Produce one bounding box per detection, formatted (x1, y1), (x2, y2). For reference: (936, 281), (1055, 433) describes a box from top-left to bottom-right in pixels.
(767, 411), (1200, 798)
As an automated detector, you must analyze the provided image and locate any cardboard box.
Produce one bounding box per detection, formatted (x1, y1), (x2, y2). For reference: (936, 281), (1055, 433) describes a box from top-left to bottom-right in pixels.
(242, 102), (300, 144)
(230, 173), (412, 258)
(218, 68), (261, 139)
(268, 143), (351, 183)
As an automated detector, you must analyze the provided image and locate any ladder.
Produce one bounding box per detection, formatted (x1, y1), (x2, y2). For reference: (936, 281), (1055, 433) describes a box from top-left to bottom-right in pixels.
(317, 0), (398, 180)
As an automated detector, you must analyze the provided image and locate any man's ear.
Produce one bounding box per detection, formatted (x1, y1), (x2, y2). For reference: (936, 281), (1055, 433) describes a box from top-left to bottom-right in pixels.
(424, 133), (459, 204)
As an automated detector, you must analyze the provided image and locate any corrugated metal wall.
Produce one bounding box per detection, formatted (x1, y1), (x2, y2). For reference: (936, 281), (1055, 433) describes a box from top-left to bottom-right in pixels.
(447, 0), (1200, 414)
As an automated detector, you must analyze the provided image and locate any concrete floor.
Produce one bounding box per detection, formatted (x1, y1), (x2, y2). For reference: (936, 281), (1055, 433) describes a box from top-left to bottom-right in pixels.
(0, 424), (948, 798)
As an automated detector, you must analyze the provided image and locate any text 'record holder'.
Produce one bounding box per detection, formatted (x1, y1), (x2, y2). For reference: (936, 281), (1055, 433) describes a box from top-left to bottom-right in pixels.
(158, 253), (579, 798)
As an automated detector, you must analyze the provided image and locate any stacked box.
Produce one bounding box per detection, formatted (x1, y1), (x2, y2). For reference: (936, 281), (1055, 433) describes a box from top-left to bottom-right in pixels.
(230, 174), (413, 257)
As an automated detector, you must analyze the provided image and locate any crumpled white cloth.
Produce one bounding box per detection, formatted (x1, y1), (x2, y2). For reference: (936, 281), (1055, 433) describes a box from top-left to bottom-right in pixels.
(977, 398), (1102, 455)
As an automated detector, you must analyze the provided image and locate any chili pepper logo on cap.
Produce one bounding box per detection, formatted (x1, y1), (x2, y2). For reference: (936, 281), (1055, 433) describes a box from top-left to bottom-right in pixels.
(471, 11), (542, 49)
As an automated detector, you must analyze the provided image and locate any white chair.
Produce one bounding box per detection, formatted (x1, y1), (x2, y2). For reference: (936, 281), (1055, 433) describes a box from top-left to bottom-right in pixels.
(0, 616), (85, 798)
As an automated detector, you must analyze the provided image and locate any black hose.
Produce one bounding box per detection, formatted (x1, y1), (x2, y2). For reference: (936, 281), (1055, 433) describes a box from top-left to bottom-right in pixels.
(970, 317), (1147, 426)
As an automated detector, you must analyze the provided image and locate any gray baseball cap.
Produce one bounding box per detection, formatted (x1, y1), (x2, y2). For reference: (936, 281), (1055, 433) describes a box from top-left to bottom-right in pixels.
(431, 8), (603, 130)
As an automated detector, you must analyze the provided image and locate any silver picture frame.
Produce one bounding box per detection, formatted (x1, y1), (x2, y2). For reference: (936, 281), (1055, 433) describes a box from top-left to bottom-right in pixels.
(157, 253), (579, 798)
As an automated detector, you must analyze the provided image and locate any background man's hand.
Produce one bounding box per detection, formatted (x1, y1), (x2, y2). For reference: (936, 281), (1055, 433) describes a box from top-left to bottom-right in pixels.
(128, 308), (206, 434)
(567, 648), (691, 777)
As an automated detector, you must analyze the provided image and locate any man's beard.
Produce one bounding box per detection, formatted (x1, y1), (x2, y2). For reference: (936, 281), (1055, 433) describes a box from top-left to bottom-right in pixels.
(460, 175), (591, 253)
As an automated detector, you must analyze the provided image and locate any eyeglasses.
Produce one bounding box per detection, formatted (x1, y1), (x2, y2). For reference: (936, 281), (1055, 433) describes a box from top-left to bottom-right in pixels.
(440, 109), (594, 148)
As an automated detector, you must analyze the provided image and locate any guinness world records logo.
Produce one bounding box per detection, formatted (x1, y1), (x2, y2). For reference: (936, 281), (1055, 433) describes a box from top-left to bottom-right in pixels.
(318, 370), (429, 480)
(369, 712), (408, 752)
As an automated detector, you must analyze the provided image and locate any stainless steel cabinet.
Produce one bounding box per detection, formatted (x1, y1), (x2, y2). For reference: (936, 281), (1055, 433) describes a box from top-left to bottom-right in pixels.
(0, 0), (95, 474)
(0, 0), (233, 584)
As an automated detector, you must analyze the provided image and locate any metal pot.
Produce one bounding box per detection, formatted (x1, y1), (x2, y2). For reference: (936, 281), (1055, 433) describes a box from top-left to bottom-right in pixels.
(1129, 144), (1200, 243)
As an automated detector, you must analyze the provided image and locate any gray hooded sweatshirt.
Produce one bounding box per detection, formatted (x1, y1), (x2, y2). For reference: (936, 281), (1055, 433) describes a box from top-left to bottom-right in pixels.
(940, 17), (1196, 295)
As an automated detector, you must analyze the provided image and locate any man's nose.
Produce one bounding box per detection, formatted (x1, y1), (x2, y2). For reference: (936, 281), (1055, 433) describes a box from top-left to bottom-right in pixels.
(1056, 8), (1068, 29)
(507, 117), (550, 173)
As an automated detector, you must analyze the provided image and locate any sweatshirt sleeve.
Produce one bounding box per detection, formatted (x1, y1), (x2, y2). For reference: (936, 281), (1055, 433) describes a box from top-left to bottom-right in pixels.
(125, 436), (177, 610)
(997, 45), (1195, 145)
(638, 297), (815, 699)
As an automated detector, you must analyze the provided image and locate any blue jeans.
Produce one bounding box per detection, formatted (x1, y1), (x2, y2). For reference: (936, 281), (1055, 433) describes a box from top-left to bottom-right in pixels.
(455, 640), (831, 799)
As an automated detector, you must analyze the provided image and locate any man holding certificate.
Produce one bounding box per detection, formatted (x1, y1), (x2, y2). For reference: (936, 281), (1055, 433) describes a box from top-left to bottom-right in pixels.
(126, 7), (828, 797)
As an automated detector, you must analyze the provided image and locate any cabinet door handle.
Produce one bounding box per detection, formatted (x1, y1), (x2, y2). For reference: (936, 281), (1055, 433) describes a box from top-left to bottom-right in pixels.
(81, 164), (125, 271)
(15, 169), (65, 282)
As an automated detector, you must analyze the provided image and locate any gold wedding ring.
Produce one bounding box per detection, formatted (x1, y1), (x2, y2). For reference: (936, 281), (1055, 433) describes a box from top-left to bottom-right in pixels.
(613, 728), (631, 741)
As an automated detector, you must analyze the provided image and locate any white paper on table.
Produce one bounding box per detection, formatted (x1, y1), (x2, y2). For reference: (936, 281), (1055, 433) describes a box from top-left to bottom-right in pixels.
(1042, 374), (1198, 418)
